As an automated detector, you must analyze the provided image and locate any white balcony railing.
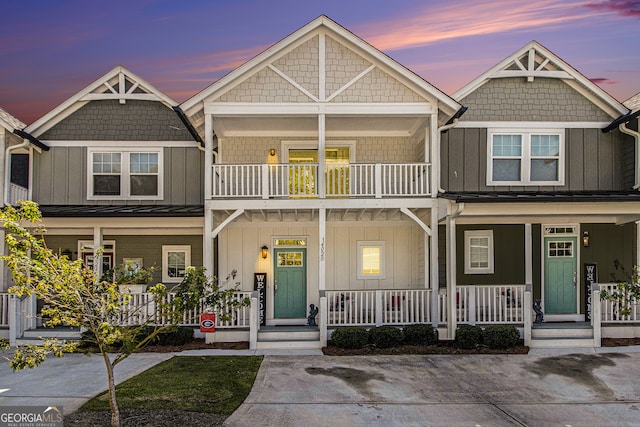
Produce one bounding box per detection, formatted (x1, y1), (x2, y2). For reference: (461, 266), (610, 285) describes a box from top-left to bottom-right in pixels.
(211, 163), (431, 199)
(9, 184), (28, 205)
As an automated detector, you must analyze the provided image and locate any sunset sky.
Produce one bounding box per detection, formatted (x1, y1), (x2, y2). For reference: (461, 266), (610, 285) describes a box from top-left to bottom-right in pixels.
(1, 0), (639, 124)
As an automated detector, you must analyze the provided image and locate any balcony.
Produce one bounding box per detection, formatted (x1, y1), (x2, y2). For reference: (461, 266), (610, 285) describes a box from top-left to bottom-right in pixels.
(210, 163), (431, 199)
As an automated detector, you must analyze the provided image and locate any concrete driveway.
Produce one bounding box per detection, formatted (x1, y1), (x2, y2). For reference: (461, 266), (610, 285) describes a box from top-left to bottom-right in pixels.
(225, 352), (640, 426)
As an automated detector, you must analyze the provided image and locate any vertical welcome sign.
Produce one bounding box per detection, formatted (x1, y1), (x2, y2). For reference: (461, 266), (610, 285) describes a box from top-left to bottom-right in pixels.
(584, 263), (597, 322)
(254, 273), (266, 326)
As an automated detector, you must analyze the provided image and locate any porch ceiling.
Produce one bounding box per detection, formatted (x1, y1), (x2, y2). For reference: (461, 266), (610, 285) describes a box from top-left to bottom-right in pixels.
(213, 115), (428, 138)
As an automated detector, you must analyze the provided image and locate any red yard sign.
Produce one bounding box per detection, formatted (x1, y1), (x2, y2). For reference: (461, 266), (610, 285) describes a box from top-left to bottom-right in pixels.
(200, 313), (216, 333)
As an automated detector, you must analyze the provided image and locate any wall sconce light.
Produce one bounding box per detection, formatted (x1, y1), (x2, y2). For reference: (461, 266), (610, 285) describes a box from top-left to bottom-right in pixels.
(261, 245), (269, 259)
(61, 248), (73, 258)
(269, 148), (276, 157)
(582, 231), (590, 247)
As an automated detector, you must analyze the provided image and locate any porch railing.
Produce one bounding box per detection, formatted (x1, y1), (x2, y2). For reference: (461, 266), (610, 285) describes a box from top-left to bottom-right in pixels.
(0, 293), (9, 327)
(456, 285), (525, 324)
(9, 184), (28, 205)
(114, 291), (252, 328)
(326, 289), (433, 326)
(599, 283), (640, 323)
(210, 163), (431, 199)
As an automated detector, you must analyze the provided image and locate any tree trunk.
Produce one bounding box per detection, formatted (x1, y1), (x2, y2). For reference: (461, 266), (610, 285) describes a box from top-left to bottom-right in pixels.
(101, 352), (121, 427)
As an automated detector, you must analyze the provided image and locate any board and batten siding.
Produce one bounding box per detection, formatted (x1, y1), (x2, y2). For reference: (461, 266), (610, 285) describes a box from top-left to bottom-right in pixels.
(218, 221), (423, 296)
(441, 128), (630, 192)
(42, 234), (203, 285)
(32, 146), (204, 205)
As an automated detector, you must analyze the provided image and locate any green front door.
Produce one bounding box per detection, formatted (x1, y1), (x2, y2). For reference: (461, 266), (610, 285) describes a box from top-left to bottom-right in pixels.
(274, 248), (307, 318)
(544, 237), (577, 314)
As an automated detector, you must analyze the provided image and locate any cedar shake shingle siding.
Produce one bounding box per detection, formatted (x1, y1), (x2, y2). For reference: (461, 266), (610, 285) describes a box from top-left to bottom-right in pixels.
(40, 100), (192, 141)
(459, 78), (612, 122)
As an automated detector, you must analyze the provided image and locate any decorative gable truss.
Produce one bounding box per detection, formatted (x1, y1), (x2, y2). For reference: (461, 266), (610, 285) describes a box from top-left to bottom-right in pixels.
(26, 66), (177, 137)
(454, 41), (627, 119)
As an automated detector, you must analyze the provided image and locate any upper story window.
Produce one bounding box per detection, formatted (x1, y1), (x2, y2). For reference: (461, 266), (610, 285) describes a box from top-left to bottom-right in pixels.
(487, 130), (564, 186)
(88, 148), (163, 200)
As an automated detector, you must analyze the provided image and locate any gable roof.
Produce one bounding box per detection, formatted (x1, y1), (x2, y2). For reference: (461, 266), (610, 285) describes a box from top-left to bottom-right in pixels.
(181, 15), (461, 126)
(26, 66), (179, 138)
(453, 41), (628, 119)
(625, 92), (640, 112)
(0, 107), (26, 132)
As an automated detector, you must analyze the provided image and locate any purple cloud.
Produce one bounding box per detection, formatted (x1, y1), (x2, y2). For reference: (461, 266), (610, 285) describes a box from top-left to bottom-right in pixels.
(584, 0), (640, 18)
(590, 77), (617, 85)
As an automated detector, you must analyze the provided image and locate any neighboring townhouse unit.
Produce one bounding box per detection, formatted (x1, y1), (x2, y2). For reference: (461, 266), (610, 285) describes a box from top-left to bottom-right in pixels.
(180, 15), (464, 348)
(6, 67), (205, 339)
(3, 17), (639, 349)
(441, 41), (640, 346)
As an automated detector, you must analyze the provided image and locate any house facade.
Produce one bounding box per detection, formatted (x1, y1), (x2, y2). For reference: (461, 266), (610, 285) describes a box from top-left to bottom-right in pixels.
(2, 16), (639, 348)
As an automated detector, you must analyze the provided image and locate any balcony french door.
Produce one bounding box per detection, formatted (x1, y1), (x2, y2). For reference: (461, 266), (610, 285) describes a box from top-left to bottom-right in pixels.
(289, 147), (350, 197)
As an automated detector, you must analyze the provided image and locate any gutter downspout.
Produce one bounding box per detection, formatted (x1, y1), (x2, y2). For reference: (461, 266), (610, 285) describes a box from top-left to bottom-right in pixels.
(4, 139), (30, 206)
(618, 123), (640, 190)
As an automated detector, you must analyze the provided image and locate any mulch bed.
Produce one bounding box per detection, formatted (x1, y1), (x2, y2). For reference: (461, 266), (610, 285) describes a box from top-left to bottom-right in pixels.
(65, 409), (225, 426)
(322, 342), (530, 356)
(602, 337), (640, 347)
(138, 339), (249, 353)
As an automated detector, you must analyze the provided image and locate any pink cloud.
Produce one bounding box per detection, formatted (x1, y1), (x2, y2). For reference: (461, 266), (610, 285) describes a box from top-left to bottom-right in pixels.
(584, 0), (640, 18)
(356, 0), (599, 52)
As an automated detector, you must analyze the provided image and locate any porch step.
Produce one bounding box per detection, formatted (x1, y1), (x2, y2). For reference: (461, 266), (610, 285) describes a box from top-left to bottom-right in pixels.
(530, 322), (596, 348)
(256, 326), (321, 350)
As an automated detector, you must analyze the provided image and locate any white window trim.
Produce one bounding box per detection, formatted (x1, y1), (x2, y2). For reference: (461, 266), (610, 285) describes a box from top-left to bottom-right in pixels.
(357, 241), (385, 280)
(87, 147), (164, 200)
(487, 129), (564, 186)
(464, 230), (494, 275)
(162, 245), (191, 283)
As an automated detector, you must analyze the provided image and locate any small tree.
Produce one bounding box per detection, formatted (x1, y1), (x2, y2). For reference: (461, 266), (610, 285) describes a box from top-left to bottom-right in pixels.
(0, 201), (248, 427)
(600, 264), (640, 317)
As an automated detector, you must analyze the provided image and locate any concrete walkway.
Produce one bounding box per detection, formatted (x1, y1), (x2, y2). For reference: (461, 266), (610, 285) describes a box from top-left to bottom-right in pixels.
(1, 348), (640, 425)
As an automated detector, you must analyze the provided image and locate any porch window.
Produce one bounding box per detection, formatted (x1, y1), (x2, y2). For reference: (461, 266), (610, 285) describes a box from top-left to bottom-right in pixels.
(88, 148), (162, 199)
(488, 130), (563, 186)
(464, 230), (494, 274)
(357, 241), (385, 279)
(162, 245), (191, 283)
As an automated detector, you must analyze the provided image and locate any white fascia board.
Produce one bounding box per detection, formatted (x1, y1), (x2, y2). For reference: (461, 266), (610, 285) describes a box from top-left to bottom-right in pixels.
(26, 65), (177, 137)
(43, 140), (199, 148)
(41, 216), (204, 230)
(205, 102), (435, 116)
(454, 202), (640, 217)
(455, 121), (611, 129)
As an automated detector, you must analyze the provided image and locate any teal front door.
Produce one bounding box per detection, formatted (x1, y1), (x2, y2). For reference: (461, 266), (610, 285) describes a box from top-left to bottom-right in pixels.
(544, 237), (577, 314)
(274, 248), (307, 318)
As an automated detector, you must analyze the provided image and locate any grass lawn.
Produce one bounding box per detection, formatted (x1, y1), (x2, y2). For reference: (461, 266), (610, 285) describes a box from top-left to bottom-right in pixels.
(81, 356), (263, 415)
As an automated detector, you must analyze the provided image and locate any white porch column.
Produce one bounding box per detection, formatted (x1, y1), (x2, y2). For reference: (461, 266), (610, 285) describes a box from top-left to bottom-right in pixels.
(429, 113), (438, 197)
(446, 206), (457, 340)
(525, 224), (533, 286)
(430, 206), (440, 329)
(318, 114), (326, 198)
(204, 115), (215, 274)
(319, 207), (326, 291)
(93, 226), (103, 279)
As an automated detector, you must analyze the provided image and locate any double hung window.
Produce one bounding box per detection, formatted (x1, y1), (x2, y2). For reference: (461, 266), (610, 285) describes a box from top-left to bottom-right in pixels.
(488, 130), (563, 186)
(89, 148), (162, 199)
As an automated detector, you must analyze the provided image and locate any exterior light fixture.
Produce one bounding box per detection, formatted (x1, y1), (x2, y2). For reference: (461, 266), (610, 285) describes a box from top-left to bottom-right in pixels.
(583, 231), (590, 247)
(261, 245), (269, 259)
(269, 148), (276, 156)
